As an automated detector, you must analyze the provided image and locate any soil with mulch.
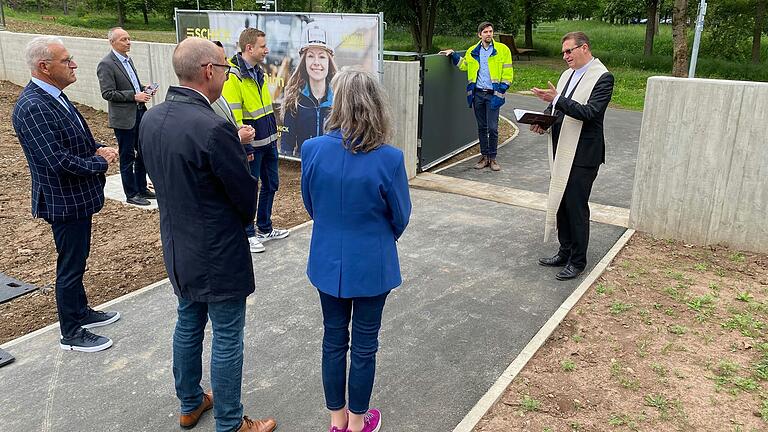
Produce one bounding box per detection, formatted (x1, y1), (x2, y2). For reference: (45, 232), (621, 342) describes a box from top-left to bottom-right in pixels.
(0, 80), (307, 344)
(475, 232), (768, 431)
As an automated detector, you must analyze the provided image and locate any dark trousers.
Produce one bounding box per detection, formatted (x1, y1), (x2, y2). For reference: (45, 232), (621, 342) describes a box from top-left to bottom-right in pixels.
(48, 216), (92, 338)
(114, 107), (148, 198)
(557, 166), (599, 270)
(318, 290), (389, 415)
(472, 90), (500, 159)
(245, 143), (279, 236)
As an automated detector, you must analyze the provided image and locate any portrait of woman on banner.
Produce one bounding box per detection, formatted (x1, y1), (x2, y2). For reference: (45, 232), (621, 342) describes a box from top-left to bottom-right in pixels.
(280, 25), (338, 156)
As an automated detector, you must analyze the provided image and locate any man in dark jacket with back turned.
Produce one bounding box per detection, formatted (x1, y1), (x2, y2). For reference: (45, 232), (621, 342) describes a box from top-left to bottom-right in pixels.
(139, 37), (277, 432)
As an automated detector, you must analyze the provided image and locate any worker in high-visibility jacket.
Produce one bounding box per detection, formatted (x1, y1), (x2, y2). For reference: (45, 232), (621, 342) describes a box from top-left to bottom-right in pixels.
(439, 21), (513, 172)
(222, 27), (290, 254)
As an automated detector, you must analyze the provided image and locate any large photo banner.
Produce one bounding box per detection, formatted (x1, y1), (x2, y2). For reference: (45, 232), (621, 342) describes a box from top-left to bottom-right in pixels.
(176, 9), (382, 159)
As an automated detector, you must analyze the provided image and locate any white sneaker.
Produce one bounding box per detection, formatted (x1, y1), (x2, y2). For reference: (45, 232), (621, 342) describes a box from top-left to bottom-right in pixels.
(256, 228), (290, 242)
(248, 236), (265, 253)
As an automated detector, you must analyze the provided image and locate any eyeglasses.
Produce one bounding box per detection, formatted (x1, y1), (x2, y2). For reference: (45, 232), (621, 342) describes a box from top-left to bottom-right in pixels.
(201, 63), (231, 73)
(561, 44), (584, 55)
(44, 56), (75, 67)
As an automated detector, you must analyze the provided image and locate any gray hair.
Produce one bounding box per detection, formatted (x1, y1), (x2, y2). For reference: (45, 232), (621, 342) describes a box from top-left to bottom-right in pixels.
(172, 37), (220, 83)
(25, 36), (64, 71)
(324, 67), (393, 153)
(107, 27), (124, 42)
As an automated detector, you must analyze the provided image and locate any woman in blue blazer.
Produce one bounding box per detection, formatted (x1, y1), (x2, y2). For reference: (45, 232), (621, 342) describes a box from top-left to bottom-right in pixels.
(301, 68), (412, 432)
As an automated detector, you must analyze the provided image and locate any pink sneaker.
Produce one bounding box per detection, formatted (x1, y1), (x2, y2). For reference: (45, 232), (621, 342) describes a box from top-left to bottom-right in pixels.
(359, 409), (381, 432)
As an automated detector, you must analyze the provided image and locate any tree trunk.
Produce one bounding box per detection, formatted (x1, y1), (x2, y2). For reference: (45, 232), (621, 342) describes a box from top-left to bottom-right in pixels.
(524, 0), (534, 48)
(142, 0), (149, 24)
(64, 0), (69, 15)
(644, 0), (658, 56)
(672, 0), (689, 77)
(408, 0), (440, 53)
(754, 0), (766, 64)
(37, 0), (42, 14)
(117, 0), (126, 27)
(654, 8), (660, 35)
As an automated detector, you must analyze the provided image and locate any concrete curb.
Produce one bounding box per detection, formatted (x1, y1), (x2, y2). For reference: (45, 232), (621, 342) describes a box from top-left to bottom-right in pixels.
(0, 219), (315, 350)
(451, 228), (636, 432)
(432, 115), (519, 174)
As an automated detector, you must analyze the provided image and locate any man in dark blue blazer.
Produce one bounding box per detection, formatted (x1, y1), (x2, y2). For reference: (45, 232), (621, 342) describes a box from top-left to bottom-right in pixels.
(12, 36), (121, 353)
(139, 37), (276, 432)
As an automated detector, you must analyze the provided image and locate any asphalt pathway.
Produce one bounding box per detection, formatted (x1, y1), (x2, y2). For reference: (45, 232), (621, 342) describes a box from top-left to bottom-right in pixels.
(0, 189), (626, 431)
(439, 94), (643, 209)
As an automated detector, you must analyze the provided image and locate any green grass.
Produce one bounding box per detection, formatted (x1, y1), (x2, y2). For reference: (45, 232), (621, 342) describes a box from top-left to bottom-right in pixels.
(520, 394), (541, 412)
(5, 9), (174, 32)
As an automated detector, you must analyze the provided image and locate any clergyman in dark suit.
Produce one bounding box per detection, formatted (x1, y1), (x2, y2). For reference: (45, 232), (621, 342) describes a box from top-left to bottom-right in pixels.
(97, 26), (155, 206)
(12, 36), (121, 352)
(139, 37), (277, 432)
(531, 31), (614, 281)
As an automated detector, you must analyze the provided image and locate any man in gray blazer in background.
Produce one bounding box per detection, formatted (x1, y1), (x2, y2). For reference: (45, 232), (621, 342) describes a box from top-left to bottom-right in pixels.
(97, 27), (155, 206)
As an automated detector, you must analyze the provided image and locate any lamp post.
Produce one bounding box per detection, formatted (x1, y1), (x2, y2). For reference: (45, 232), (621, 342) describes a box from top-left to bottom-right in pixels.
(688, 0), (708, 78)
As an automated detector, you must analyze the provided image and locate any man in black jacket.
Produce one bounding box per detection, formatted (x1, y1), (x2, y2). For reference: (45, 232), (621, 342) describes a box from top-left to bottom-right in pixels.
(531, 31), (614, 281)
(139, 37), (277, 432)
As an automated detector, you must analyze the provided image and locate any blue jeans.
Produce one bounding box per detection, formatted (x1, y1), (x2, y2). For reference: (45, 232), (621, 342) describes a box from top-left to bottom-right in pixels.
(318, 290), (389, 415)
(114, 108), (148, 198)
(245, 143), (279, 237)
(48, 216), (92, 338)
(472, 90), (500, 159)
(173, 297), (246, 432)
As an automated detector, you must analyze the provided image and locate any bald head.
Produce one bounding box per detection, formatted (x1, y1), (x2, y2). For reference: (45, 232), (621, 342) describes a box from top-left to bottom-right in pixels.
(173, 38), (220, 84)
(173, 37), (230, 102)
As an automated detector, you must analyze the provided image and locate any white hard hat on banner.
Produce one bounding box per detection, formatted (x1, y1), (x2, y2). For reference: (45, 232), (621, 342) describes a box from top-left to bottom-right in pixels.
(300, 24), (333, 55)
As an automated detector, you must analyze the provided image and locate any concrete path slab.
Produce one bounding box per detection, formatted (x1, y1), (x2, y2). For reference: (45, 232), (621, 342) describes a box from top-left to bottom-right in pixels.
(438, 94), (642, 209)
(411, 172), (630, 228)
(0, 189), (625, 432)
(105, 173), (158, 210)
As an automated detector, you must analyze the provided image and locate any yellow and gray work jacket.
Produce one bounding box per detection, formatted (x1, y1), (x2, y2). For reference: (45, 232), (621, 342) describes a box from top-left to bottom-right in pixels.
(221, 53), (278, 150)
(450, 40), (514, 109)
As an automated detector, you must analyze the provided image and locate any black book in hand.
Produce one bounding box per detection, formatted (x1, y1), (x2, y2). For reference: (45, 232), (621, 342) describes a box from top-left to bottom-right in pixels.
(513, 109), (557, 128)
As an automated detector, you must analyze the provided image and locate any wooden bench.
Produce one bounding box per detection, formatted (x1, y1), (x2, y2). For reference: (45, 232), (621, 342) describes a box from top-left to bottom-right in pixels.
(535, 24), (556, 33)
(41, 15), (57, 21)
(497, 33), (536, 61)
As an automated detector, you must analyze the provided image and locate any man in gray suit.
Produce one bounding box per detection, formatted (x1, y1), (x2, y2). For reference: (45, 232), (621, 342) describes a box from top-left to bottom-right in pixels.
(97, 27), (155, 206)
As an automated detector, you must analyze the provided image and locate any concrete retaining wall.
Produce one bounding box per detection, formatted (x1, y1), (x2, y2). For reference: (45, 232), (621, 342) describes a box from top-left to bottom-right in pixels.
(0, 31), (419, 178)
(630, 76), (768, 253)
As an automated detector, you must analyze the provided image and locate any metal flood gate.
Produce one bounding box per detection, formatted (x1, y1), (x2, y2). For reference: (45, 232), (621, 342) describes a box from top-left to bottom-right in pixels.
(418, 52), (478, 170)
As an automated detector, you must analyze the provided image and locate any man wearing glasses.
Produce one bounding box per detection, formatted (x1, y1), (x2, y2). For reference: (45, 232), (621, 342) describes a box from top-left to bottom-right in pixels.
(140, 37), (277, 432)
(222, 28), (290, 255)
(97, 27), (157, 206)
(13, 36), (121, 352)
(531, 31), (615, 281)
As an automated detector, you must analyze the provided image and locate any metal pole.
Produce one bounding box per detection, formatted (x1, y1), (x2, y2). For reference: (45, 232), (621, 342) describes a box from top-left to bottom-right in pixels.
(230, 0), (234, 11)
(688, 0), (707, 78)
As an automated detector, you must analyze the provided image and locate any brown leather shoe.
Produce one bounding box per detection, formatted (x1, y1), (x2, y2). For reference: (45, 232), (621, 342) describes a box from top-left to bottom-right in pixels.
(474, 156), (489, 169)
(489, 159), (501, 171)
(236, 416), (277, 432)
(180, 391), (213, 429)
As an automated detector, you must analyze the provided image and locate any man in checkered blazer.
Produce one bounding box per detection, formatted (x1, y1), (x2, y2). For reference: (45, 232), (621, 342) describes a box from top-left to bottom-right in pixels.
(12, 36), (122, 353)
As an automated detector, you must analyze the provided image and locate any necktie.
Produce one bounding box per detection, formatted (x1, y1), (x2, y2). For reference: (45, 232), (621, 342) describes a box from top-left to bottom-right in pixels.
(59, 92), (85, 131)
(123, 58), (141, 93)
